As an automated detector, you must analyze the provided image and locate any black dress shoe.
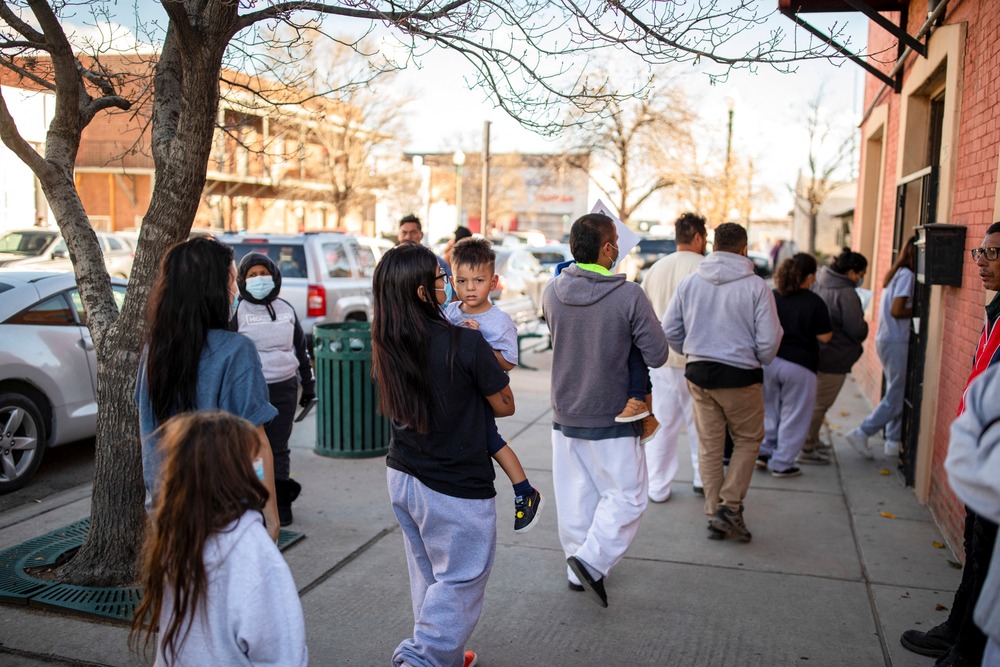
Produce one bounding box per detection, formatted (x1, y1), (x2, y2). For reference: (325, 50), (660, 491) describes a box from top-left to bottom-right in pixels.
(568, 581), (584, 592)
(566, 556), (608, 608)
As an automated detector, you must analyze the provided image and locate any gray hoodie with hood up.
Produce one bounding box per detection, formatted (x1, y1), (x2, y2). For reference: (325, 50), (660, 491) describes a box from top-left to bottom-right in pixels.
(663, 251), (782, 370)
(811, 265), (868, 374)
(542, 264), (669, 429)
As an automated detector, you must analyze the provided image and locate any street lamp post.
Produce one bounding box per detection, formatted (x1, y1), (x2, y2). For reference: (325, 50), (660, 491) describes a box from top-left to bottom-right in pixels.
(453, 149), (465, 229)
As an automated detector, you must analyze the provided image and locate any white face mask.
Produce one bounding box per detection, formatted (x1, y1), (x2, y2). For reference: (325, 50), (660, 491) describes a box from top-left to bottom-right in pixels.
(246, 275), (275, 299)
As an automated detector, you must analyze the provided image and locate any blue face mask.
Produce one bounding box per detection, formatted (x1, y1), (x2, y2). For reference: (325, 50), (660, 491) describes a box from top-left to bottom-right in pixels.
(435, 279), (454, 303)
(246, 275), (275, 300)
(856, 276), (864, 288)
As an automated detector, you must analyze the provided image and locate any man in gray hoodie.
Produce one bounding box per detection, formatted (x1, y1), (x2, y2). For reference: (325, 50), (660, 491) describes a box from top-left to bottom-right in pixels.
(663, 223), (782, 543)
(542, 212), (669, 608)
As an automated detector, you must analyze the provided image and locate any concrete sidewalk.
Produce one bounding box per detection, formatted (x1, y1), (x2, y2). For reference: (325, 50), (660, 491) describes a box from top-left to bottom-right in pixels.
(0, 348), (962, 666)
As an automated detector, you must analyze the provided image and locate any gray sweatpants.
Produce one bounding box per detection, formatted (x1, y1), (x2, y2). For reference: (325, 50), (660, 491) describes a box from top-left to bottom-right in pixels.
(861, 339), (909, 442)
(761, 357), (817, 471)
(388, 468), (496, 667)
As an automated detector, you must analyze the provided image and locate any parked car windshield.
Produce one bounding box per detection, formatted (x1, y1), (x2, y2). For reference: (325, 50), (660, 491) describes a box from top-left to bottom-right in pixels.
(637, 238), (677, 255)
(227, 242), (308, 279)
(531, 250), (570, 266)
(0, 231), (57, 256)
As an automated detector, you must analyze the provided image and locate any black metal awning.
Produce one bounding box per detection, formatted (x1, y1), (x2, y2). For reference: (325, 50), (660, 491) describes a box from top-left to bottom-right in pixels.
(778, 0), (946, 93)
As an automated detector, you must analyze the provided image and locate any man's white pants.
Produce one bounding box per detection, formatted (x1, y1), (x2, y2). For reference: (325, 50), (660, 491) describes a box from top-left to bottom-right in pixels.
(552, 430), (648, 583)
(646, 365), (701, 501)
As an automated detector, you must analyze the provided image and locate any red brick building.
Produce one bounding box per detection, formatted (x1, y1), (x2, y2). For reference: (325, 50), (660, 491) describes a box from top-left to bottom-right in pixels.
(1, 55), (375, 235)
(843, 0), (1000, 549)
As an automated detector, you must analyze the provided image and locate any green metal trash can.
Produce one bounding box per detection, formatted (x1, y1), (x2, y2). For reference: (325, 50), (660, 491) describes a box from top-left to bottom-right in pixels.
(313, 322), (390, 458)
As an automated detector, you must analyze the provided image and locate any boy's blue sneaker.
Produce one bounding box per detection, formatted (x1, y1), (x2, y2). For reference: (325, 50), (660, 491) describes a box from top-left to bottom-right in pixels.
(514, 489), (544, 533)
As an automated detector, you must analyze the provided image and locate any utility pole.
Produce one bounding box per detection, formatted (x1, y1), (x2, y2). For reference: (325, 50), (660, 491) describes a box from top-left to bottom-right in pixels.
(481, 121), (490, 236)
(453, 150), (465, 229)
(723, 102), (734, 224)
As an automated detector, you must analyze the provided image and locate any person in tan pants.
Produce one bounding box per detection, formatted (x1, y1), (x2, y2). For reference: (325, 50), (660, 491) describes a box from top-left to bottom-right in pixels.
(663, 223), (782, 543)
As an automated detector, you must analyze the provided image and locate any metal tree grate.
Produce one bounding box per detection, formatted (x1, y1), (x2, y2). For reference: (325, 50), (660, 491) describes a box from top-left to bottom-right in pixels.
(32, 582), (143, 621)
(0, 517), (305, 621)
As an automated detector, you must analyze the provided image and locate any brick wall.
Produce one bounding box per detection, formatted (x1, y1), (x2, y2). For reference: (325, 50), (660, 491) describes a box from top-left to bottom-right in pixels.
(855, 0), (999, 551)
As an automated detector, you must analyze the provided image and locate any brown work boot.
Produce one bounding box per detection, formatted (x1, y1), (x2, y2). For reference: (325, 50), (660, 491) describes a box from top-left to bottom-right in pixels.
(615, 398), (650, 423)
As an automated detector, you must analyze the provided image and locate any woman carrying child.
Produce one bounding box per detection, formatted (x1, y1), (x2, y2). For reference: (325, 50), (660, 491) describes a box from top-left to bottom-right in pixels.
(372, 242), (515, 667)
(130, 411), (307, 666)
(445, 236), (542, 532)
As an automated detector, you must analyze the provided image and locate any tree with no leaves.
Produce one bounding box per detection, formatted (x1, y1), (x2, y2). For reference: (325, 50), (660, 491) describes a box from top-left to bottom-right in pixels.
(262, 31), (411, 229)
(795, 88), (856, 254)
(561, 74), (696, 225)
(0, 0), (859, 585)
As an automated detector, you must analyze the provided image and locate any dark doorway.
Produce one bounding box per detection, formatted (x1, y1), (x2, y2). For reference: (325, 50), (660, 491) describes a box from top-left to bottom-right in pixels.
(897, 93), (944, 485)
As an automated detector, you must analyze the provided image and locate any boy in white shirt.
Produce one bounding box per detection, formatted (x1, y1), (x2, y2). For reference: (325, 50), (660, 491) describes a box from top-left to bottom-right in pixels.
(445, 237), (543, 532)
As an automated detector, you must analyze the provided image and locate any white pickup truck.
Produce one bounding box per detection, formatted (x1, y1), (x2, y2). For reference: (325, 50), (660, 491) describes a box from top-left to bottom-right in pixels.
(217, 232), (375, 345)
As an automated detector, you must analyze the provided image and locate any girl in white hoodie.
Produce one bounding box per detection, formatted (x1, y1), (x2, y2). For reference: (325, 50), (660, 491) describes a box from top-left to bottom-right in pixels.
(130, 411), (307, 667)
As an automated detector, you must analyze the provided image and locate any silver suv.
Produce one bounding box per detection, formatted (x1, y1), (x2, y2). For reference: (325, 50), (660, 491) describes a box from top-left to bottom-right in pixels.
(217, 232), (375, 343)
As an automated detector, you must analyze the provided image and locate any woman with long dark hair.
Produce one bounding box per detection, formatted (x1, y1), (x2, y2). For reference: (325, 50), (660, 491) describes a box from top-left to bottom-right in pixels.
(757, 254), (832, 477)
(372, 242), (514, 667)
(846, 235), (917, 459)
(130, 412), (306, 666)
(799, 248), (869, 464)
(136, 236), (279, 538)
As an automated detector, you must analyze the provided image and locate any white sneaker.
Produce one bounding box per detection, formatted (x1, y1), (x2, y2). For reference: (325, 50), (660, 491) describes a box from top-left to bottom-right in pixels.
(847, 428), (873, 460)
(884, 440), (901, 457)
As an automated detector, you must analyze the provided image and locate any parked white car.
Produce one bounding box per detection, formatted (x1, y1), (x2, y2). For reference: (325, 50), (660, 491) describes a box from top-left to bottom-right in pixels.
(0, 228), (137, 278)
(0, 270), (127, 492)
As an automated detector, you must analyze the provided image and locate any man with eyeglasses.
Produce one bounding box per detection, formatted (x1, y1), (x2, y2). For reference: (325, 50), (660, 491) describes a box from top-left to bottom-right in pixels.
(900, 222), (1000, 667)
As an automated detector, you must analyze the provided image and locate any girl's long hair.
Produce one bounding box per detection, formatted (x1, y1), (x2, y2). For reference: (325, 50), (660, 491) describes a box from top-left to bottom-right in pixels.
(883, 235), (917, 288)
(371, 243), (448, 434)
(774, 253), (818, 297)
(145, 237), (235, 423)
(129, 412), (268, 664)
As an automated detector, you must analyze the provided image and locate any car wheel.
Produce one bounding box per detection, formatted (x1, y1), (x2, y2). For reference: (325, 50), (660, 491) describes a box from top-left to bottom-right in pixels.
(0, 393), (46, 493)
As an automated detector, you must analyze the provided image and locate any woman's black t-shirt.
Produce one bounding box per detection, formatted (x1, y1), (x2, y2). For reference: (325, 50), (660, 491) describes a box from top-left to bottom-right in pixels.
(774, 289), (833, 373)
(385, 323), (510, 499)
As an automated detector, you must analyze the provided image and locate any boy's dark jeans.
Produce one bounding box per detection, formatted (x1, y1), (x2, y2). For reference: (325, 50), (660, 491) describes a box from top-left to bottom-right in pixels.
(626, 345), (651, 400)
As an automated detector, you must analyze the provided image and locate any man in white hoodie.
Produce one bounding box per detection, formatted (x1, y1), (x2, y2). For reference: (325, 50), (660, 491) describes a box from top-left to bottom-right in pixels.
(663, 223), (782, 543)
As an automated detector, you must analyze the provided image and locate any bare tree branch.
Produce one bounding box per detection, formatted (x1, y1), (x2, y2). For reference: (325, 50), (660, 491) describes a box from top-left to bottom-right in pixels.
(0, 86), (46, 172)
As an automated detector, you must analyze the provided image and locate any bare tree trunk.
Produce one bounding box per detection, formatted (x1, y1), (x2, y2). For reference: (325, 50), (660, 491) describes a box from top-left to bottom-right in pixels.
(55, 14), (231, 586)
(809, 210), (818, 256)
